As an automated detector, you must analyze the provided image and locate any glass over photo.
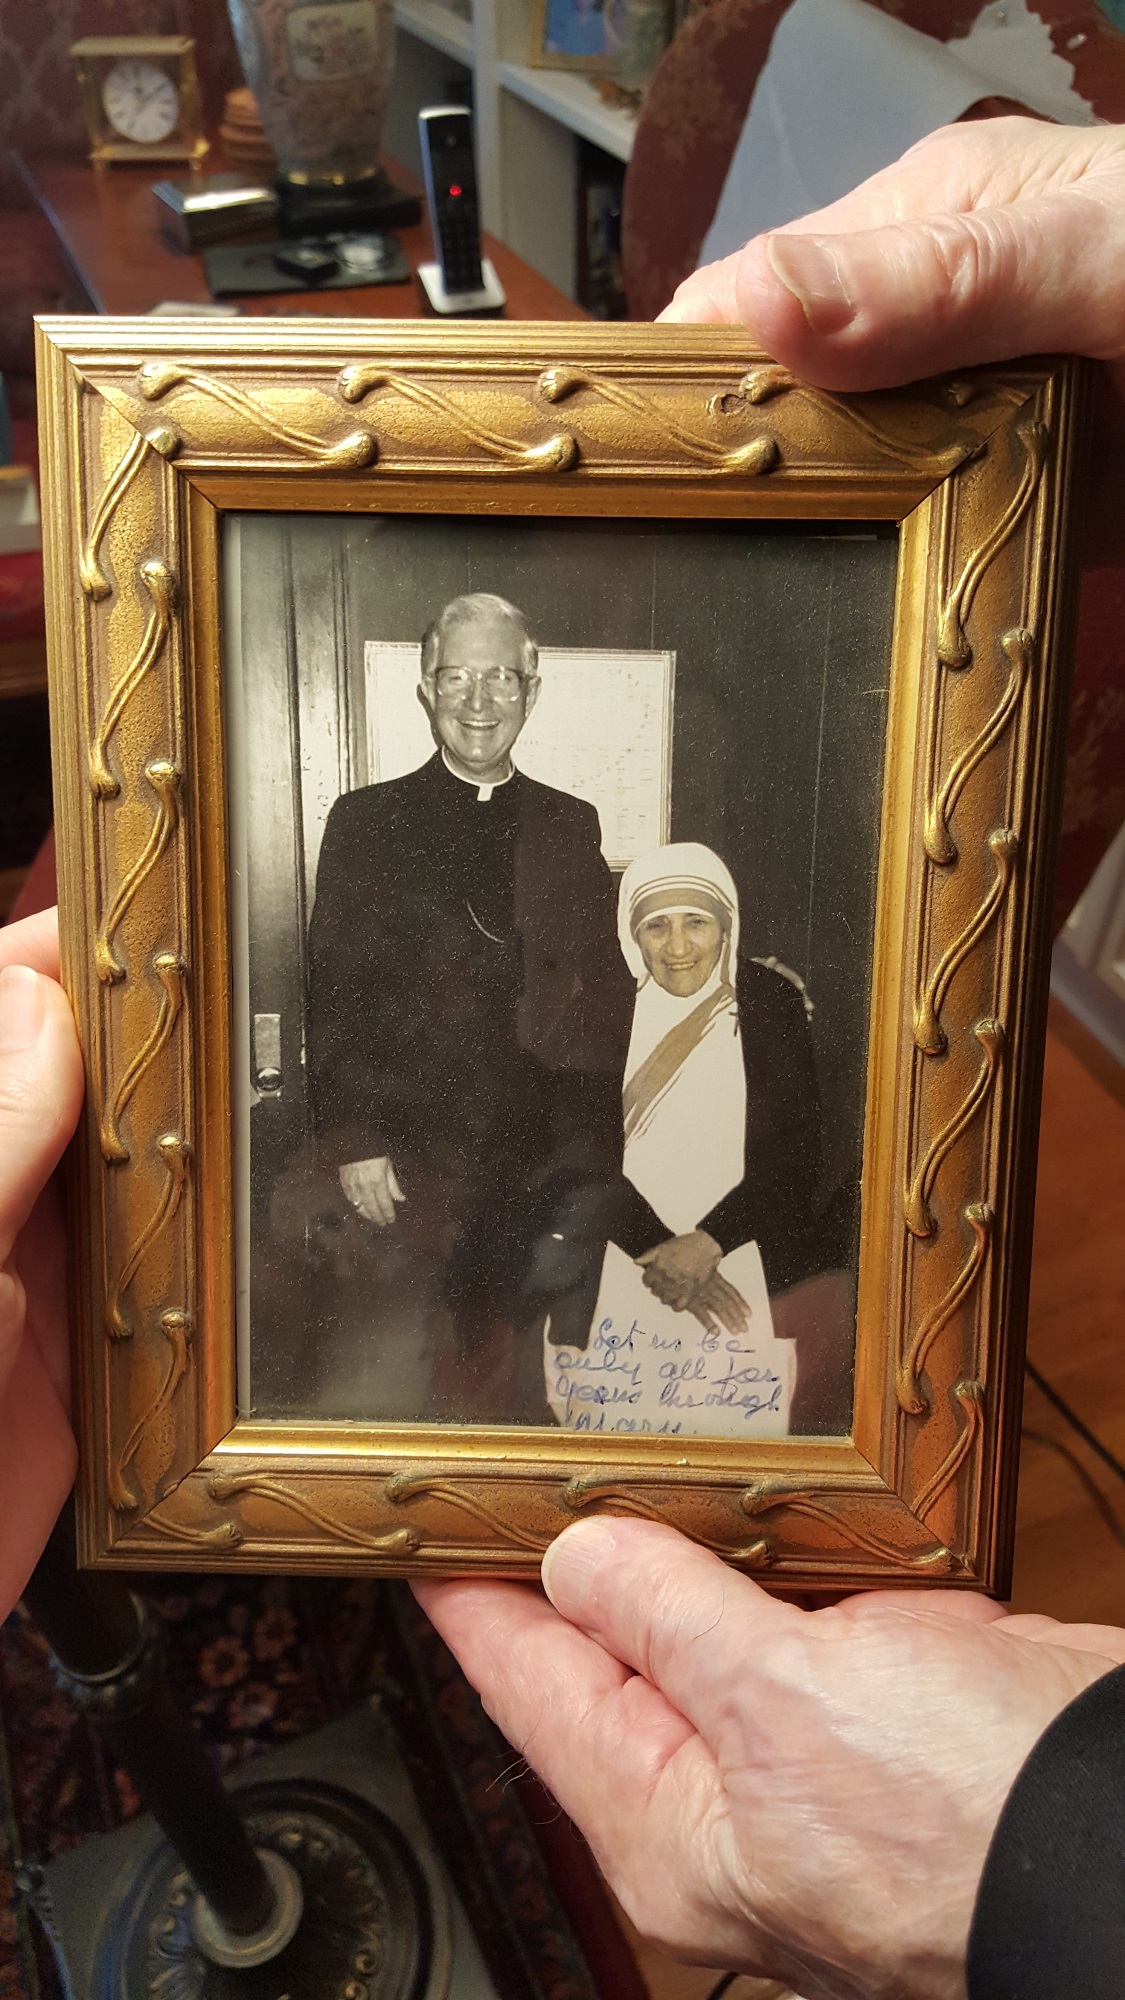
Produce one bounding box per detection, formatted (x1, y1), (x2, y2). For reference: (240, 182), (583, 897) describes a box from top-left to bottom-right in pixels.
(223, 512), (897, 1439)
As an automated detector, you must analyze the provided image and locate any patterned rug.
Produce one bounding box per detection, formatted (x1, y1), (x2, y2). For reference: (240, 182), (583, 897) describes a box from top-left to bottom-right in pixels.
(0, 1574), (641, 2000)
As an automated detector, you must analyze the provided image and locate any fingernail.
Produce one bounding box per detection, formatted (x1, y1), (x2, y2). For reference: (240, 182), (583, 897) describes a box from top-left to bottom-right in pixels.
(767, 233), (856, 335)
(0, 966), (46, 1055)
(541, 1519), (617, 1605)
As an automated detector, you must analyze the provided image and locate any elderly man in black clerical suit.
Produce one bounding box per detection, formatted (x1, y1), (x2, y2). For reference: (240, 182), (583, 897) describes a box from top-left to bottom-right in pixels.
(307, 592), (631, 1417)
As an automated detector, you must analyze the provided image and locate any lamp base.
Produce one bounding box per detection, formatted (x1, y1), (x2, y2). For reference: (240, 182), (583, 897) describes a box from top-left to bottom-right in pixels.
(102, 1778), (429, 1997)
(22, 1705), (497, 2000)
(276, 170), (421, 237)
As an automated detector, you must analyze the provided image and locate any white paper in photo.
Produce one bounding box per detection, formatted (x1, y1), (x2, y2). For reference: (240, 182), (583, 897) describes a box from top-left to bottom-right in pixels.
(364, 641), (673, 869)
(544, 1240), (794, 1439)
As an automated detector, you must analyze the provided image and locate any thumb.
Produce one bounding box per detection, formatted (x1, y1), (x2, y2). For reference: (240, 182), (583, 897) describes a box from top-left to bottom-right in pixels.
(665, 197), (1125, 392)
(541, 1516), (798, 1729)
(0, 966), (84, 1280)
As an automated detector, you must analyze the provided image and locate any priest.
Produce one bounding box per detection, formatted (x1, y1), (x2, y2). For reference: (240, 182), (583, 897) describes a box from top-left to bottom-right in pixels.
(307, 592), (632, 1417)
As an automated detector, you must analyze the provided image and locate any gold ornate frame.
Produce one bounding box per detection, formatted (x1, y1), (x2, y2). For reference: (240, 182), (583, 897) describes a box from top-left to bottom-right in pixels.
(35, 318), (1086, 1590)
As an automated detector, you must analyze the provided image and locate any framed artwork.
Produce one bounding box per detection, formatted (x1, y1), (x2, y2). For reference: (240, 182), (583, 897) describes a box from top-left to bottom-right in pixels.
(528, 0), (617, 72)
(36, 317), (1086, 1590)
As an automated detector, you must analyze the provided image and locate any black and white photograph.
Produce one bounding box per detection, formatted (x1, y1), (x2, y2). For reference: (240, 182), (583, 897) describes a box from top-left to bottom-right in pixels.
(224, 512), (897, 1438)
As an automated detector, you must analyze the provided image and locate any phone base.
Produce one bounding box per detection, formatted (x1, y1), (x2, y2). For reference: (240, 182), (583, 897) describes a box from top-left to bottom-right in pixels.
(417, 258), (507, 316)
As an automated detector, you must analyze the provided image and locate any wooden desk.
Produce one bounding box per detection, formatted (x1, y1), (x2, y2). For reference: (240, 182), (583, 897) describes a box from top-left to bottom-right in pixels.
(15, 152), (584, 323)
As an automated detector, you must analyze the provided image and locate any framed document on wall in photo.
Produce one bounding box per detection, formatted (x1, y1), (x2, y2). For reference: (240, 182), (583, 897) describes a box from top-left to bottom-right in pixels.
(35, 316), (1087, 1591)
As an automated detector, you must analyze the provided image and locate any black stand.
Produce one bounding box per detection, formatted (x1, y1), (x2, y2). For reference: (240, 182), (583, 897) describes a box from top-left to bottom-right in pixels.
(18, 1507), (434, 1998)
(276, 168), (421, 237)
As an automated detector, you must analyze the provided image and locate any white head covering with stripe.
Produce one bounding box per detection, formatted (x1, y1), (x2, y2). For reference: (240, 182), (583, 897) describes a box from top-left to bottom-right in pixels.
(617, 843), (746, 1236)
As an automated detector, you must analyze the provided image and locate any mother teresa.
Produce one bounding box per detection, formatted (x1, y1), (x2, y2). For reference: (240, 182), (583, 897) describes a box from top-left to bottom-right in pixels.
(606, 843), (826, 1332)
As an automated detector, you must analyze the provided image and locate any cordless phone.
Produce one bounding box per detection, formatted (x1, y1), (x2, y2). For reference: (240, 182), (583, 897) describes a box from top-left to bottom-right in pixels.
(417, 106), (506, 316)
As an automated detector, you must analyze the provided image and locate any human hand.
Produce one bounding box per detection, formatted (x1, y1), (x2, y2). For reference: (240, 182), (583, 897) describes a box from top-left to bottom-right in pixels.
(0, 910), (85, 1619)
(659, 118), (1125, 398)
(688, 1268), (750, 1338)
(338, 1154), (405, 1227)
(637, 1228), (722, 1308)
(637, 1231), (749, 1336)
(416, 1518), (1125, 2000)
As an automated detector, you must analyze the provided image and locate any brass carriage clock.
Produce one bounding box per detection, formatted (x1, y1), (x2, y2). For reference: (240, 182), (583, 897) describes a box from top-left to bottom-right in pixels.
(71, 36), (209, 166)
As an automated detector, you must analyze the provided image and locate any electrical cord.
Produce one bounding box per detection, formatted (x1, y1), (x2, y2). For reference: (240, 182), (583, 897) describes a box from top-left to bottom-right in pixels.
(1024, 1358), (1125, 1488)
(1022, 1428), (1125, 1549)
(703, 1977), (738, 2000)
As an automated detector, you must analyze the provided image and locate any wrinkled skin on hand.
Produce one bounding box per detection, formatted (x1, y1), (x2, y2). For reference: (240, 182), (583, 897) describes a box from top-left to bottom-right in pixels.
(660, 118), (1125, 401)
(0, 910), (84, 1618)
(414, 117), (1125, 2000)
(417, 1520), (1125, 2000)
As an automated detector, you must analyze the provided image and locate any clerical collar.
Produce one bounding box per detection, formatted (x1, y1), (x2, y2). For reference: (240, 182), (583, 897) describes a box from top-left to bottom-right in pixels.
(440, 749), (516, 802)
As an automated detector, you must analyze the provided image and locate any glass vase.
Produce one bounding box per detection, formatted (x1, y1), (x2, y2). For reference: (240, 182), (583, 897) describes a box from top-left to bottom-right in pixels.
(226, 0), (395, 197)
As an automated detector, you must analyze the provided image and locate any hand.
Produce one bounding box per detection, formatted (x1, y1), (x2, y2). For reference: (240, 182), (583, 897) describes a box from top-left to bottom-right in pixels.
(638, 1232), (749, 1334)
(338, 1154), (405, 1227)
(417, 1519), (1125, 2000)
(688, 1268), (750, 1339)
(637, 1228), (722, 1309)
(659, 118), (1125, 398)
(0, 910), (85, 1619)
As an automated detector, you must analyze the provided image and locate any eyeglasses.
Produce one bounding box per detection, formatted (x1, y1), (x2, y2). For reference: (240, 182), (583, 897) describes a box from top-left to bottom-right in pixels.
(433, 666), (526, 699)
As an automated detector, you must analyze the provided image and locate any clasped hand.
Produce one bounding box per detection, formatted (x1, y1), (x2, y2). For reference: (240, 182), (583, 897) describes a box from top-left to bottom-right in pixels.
(636, 1229), (750, 1335)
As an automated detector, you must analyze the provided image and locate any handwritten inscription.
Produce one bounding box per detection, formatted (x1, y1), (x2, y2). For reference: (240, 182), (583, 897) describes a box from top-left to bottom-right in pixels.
(547, 1315), (785, 1435)
(544, 1243), (793, 1440)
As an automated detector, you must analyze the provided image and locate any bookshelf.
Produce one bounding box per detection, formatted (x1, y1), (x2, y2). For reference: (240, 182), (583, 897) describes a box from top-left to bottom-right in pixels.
(393, 0), (473, 65)
(387, 0), (636, 297)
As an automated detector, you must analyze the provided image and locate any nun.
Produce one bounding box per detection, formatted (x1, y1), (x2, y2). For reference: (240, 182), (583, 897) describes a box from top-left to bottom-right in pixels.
(608, 842), (825, 1332)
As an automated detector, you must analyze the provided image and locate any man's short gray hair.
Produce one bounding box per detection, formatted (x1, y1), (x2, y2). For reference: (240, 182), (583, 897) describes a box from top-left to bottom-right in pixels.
(420, 593), (539, 679)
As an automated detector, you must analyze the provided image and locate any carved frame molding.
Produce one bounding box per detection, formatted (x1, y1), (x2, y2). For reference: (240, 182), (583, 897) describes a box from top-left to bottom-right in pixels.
(35, 319), (1086, 1590)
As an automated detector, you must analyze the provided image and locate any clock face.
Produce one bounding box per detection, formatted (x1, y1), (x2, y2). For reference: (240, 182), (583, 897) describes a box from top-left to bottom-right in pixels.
(101, 58), (180, 145)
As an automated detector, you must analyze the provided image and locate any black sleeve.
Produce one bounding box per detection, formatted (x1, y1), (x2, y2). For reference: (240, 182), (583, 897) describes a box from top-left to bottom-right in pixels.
(967, 1662), (1125, 1999)
(606, 961), (825, 1282)
(517, 791), (634, 1077)
(308, 797), (368, 1160)
(606, 1175), (669, 1260)
(307, 794), (407, 1167)
(569, 798), (634, 1070)
(699, 962), (824, 1286)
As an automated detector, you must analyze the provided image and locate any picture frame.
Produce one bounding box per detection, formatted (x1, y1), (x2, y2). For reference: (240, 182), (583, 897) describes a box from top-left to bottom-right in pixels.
(35, 316), (1087, 1592)
(528, 0), (618, 73)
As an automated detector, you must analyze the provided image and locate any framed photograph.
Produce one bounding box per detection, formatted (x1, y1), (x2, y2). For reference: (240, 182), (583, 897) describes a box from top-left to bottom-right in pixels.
(528, 0), (617, 73)
(37, 318), (1086, 1590)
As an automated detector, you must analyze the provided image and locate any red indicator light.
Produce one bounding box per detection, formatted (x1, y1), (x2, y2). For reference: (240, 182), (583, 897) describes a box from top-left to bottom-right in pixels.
(449, 183), (462, 198)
